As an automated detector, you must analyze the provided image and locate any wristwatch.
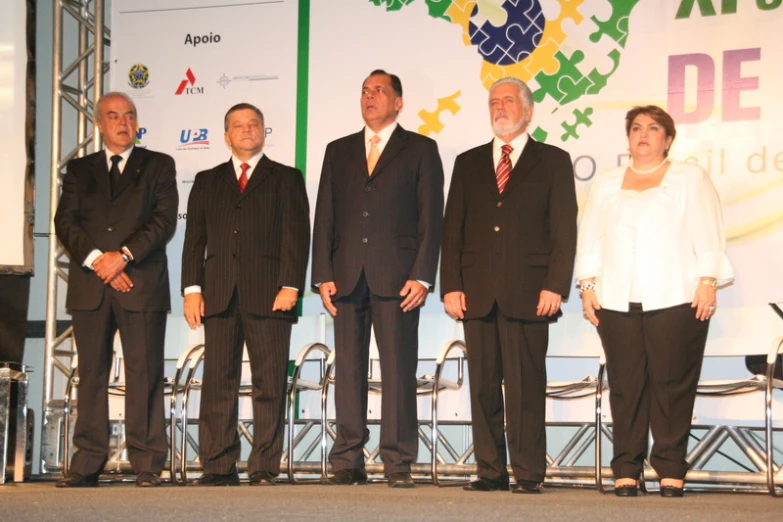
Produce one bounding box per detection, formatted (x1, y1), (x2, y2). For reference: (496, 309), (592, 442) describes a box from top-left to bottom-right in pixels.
(121, 252), (131, 263)
(700, 279), (718, 289)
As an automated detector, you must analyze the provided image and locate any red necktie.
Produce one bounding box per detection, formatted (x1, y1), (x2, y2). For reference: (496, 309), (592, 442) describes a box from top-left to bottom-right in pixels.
(496, 144), (512, 194)
(238, 162), (250, 193)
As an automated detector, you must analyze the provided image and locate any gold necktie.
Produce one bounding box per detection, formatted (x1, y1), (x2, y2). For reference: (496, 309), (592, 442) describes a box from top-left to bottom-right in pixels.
(367, 135), (381, 175)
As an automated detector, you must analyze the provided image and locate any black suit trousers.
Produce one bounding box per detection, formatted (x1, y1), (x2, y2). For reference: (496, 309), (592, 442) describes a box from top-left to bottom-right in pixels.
(463, 304), (548, 483)
(70, 291), (167, 475)
(199, 290), (293, 475)
(596, 302), (709, 480)
(330, 272), (420, 475)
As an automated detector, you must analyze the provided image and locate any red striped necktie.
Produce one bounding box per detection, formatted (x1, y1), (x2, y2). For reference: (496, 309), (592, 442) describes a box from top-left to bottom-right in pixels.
(238, 162), (250, 193)
(496, 144), (513, 193)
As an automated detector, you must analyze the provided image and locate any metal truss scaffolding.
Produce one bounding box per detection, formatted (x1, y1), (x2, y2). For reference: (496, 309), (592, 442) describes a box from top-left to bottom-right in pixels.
(42, 0), (108, 474)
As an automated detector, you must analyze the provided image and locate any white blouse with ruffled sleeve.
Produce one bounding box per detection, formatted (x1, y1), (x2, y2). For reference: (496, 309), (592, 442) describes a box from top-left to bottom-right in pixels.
(574, 160), (734, 312)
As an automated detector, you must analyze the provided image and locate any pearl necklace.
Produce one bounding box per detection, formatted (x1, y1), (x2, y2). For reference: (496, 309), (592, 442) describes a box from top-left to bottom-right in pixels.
(629, 158), (669, 175)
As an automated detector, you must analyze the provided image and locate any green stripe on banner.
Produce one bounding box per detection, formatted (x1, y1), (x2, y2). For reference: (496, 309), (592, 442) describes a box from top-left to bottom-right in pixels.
(295, 0), (310, 317)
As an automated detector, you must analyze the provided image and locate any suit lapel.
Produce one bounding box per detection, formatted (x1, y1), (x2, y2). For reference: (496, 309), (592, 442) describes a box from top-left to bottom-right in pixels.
(475, 141), (500, 198)
(240, 155), (273, 199)
(370, 125), (407, 179)
(502, 138), (543, 197)
(91, 152), (111, 200)
(112, 147), (145, 199)
(220, 159), (240, 194)
(346, 130), (369, 180)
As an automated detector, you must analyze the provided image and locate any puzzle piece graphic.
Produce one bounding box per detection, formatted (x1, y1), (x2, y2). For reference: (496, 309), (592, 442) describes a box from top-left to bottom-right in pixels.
(368, 0), (416, 11)
(532, 49), (589, 104)
(589, 0), (640, 47)
(425, 0), (454, 20)
(531, 126), (548, 142)
(418, 90), (462, 136)
(520, 0), (584, 77)
(585, 48), (620, 95)
(560, 107), (593, 141)
(468, 0), (544, 66)
(445, 0), (478, 45)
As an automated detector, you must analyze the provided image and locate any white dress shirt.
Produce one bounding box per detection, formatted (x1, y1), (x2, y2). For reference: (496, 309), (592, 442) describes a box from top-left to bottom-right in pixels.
(492, 132), (528, 171)
(83, 146), (135, 269)
(574, 160), (734, 312)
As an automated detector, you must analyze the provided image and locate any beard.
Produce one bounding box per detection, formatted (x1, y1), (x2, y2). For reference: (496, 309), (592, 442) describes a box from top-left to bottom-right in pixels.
(492, 115), (527, 137)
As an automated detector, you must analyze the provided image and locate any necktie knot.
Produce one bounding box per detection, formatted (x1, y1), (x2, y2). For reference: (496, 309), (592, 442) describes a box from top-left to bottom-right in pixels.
(370, 135), (381, 145)
(501, 144), (513, 156)
(238, 163), (250, 193)
(111, 155), (122, 168)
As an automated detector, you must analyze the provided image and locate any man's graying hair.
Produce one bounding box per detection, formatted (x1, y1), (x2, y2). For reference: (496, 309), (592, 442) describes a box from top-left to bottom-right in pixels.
(489, 77), (534, 109)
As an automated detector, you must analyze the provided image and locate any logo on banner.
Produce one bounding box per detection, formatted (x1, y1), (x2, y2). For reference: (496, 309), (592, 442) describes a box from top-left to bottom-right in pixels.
(175, 68), (203, 95)
(128, 64), (150, 89)
(135, 127), (148, 148)
(216, 72), (279, 89)
(176, 128), (210, 151)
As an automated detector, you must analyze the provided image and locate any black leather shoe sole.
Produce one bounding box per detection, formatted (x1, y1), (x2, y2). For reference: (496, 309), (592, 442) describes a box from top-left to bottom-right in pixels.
(387, 473), (414, 488)
(248, 471), (277, 486)
(463, 477), (510, 492)
(191, 473), (240, 486)
(326, 469), (368, 485)
(136, 472), (161, 487)
(511, 481), (543, 494)
(660, 486), (684, 498)
(614, 485), (638, 497)
(55, 473), (99, 488)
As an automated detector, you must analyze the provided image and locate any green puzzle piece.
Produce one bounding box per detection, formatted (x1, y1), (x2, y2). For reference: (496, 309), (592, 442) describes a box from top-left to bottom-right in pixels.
(589, 0), (642, 47)
(561, 107), (594, 142)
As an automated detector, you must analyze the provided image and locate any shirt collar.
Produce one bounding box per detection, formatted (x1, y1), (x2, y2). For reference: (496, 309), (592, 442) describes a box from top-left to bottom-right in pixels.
(493, 132), (528, 154)
(231, 150), (265, 174)
(364, 121), (398, 144)
(105, 145), (134, 167)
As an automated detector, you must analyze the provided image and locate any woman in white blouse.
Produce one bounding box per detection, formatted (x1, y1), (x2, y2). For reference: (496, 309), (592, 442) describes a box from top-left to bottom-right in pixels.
(575, 106), (733, 498)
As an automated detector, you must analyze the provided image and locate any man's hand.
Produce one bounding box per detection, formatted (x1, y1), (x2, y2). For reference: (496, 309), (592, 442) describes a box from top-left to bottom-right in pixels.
(536, 289), (562, 317)
(400, 280), (428, 312)
(184, 292), (205, 329)
(443, 291), (467, 320)
(108, 272), (134, 293)
(318, 282), (338, 316)
(93, 251), (127, 283)
(272, 288), (299, 312)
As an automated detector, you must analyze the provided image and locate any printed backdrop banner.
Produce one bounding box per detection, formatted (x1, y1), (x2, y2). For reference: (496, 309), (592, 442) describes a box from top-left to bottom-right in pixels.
(111, 0), (783, 361)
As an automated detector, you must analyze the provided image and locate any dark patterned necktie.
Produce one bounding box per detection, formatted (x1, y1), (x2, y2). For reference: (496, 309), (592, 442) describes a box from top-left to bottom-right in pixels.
(110, 155), (122, 196)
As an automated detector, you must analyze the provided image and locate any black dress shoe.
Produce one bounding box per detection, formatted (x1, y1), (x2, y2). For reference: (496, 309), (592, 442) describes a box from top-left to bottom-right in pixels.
(248, 471), (277, 486)
(614, 484), (638, 497)
(56, 472), (99, 488)
(660, 485), (684, 498)
(511, 480), (543, 494)
(191, 472), (240, 486)
(463, 477), (510, 492)
(326, 468), (368, 485)
(387, 472), (414, 489)
(136, 471), (161, 487)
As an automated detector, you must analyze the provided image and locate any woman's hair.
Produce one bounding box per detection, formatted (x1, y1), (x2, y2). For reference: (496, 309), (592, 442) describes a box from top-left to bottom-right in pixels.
(625, 105), (677, 157)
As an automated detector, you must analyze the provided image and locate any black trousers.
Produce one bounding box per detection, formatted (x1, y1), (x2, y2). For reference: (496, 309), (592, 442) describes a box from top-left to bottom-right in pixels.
(70, 292), (167, 475)
(330, 271), (420, 475)
(463, 304), (548, 483)
(597, 302), (709, 480)
(199, 290), (293, 475)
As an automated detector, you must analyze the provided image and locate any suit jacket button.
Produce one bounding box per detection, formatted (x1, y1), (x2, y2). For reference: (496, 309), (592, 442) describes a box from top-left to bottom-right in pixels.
(496, 202), (503, 208)
(236, 203), (241, 209)
(362, 238), (368, 243)
(494, 226), (500, 232)
(364, 187), (371, 192)
(362, 212), (369, 217)
(233, 229), (239, 234)
(107, 227), (113, 232)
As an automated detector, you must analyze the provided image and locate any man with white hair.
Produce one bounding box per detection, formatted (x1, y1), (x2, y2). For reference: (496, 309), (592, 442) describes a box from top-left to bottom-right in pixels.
(441, 77), (577, 494)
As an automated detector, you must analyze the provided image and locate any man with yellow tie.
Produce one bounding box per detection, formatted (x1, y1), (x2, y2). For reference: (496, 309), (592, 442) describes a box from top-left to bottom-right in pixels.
(312, 70), (444, 488)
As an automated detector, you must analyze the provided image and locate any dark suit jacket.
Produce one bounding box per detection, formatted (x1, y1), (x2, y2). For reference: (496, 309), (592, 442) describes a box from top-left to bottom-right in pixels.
(312, 126), (444, 298)
(181, 155), (310, 318)
(440, 138), (577, 321)
(54, 147), (178, 312)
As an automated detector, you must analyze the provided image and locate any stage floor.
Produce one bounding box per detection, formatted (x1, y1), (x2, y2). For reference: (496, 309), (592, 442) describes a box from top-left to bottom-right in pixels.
(0, 480), (779, 521)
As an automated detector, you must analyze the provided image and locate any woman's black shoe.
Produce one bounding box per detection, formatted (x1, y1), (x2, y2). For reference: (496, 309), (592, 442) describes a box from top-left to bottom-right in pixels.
(614, 484), (638, 497)
(660, 485), (684, 497)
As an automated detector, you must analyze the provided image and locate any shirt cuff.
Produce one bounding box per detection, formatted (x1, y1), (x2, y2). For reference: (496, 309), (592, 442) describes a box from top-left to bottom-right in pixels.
(83, 249), (103, 270)
(417, 280), (431, 290)
(121, 246), (134, 261)
(184, 286), (202, 295)
(282, 286), (298, 291)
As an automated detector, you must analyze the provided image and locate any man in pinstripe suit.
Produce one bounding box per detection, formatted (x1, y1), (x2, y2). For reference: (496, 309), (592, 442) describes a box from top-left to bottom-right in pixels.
(312, 70), (444, 488)
(182, 103), (310, 486)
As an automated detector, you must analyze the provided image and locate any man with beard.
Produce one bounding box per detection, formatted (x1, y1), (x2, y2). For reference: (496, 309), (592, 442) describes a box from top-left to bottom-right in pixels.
(440, 77), (577, 494)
